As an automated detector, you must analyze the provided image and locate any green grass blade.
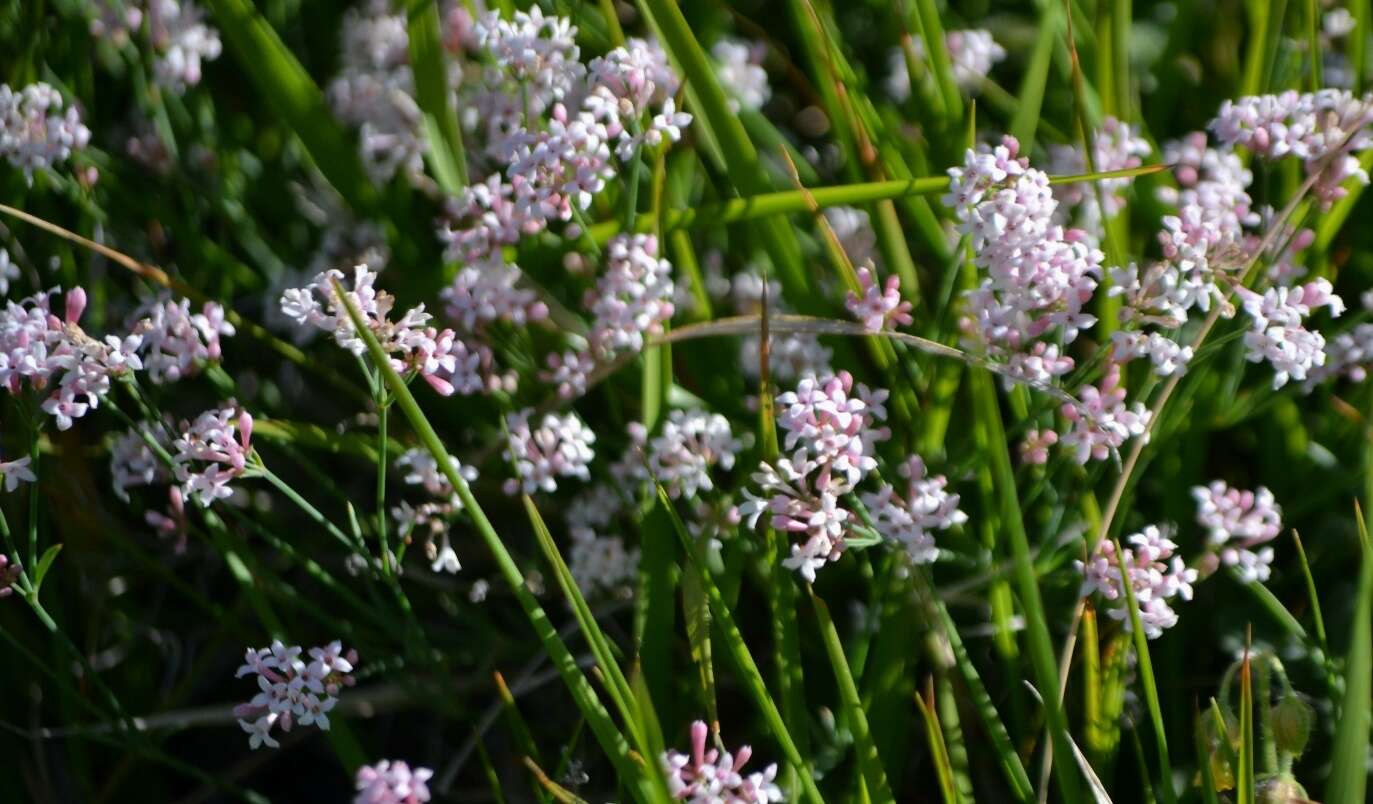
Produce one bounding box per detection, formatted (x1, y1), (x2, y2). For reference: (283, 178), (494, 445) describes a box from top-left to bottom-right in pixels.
(1010, 5), (1061, 146)
(911, 0), (963, 123)
(811, 587), (894, 803)
(913, 679), (961, 804)
(1238, 645), (1255, 804)
(406, 0), (468, 192)
(205, 0), (378, 213)
(1325, 515), (1373, 803)
(656, 485), (826, 804)
(681, 569), (718, 728)
(331, 280), (657, 801)
(495, 672), (552, 804)
(969, 365), (1084, 803)
(1290, 530), (1329, 652)
(1111, 538), (1176, 804)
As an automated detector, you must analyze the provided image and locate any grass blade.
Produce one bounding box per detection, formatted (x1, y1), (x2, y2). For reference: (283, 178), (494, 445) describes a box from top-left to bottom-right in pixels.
(656, 485), (826, 804)
(1111, 538), (1176, 804)
(406, 0), (468, 192)
(1237, 641), (1255, 804)
(913, 678), (960, 804)
(1325, 510), (1373, 803)
(811, 587), (894, 803)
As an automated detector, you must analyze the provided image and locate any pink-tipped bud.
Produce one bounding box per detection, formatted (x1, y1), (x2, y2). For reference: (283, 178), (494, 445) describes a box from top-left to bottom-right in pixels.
(65, 287), (87, 324)
(690, 720), (709, 767)
(237, 411), (253, 453)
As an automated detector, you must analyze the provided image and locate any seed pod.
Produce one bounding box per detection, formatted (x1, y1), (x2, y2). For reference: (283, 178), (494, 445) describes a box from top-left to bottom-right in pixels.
(1271, 693), (1314, 758)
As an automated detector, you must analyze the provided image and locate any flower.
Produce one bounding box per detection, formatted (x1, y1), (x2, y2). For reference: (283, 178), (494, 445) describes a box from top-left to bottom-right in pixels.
(662, 720), (783, 803)
(502, 409), (596, 495)
(354, 759), (433, 804)
(712, 38), (771, 112)
(845, 266), (913, 332)
(1193, 481), (1283, 583)
(860, 456), (966, 564)
(1076, 525), (1198, 638)
(0, 455), (35, 492)
(148, 0), (222, 94)
(1059, 364), (1152, 464)
(233, 639), (357, 749)
(172, 407), (254, 507)
(585, 234), (675, 358)
(131, 296), (235, 384)
(621, 410), (744, 499)
(0, 82), (91, 181)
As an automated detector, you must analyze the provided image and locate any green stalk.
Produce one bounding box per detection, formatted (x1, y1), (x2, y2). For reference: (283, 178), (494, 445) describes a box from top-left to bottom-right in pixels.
(1112, 539), (1176, 804)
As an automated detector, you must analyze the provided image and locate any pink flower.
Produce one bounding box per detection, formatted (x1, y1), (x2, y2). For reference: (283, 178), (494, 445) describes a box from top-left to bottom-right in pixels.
(354, 760), (433, 804)
(662, 720), (782, 803)
(845, 266), (913, 332)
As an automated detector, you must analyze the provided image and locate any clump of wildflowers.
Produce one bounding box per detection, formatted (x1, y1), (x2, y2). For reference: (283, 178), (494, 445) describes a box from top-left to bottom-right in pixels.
(392, 447), (478, 574)
(171, 406), (254, 507)
(0, 82), (91, 181)
(234, 640), (356, 750)
(1193, 481), (1283, 583)
(618, 410), (744, 499)
(130, 296), (235, 384)
(1236, 278), (1344, 388)
(354, 759), (433, 804)
(1077, 526), (1198, 639)
(845, 266), (913, 332)
(861, 456), (967, 565)
(0, 287), (144, 430)
(502, 408), (596, 495)
(662, 720), (783, 803)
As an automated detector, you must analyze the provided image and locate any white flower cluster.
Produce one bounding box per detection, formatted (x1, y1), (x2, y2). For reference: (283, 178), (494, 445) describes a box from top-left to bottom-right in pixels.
(502, 408), (596, 495)
(1050, 116), (1152, 221)
(110, 422), (172, 501)
(845, 266), (913, 332)
(586, 234), (676, 356)
(354, 759), (433, 804)
(1307, 321), (1373, 387)
(568, 524), (640, 597)
(0, 83), (91, 181)
(172, 406), (253, 507)
(620, 410), (744, 499)
(439, 11), (688, 262)
(1058, 364), (1151, 464)
(148, 0), (222, 93)
(743, 372), (957, 581)
(885, 29), (1005, 101)
(392, 447), (478, 574)
(1212, 89), (1373, 207)
(946, 135), (1103, 386)
(328, 0), (429, 183)
(662, 720), (783, 803)
(130, 296), (235, 385)
(1077, 525), (1197, 639)
(1236, 279), (1344, 388)
(1193, 481), (1283, 583)
(233, 640), (356, 750)
(281, 264), (489, 396)
(712, 38), (771, 112)
(0, 287), (143, 430)
(861, 456), (966, 564)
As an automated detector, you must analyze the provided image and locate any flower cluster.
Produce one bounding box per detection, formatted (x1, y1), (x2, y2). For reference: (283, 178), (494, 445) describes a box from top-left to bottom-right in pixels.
(742, 371), (953, 581)
(0, 287), (144, 430)
(1050, 116), (1152, 221)
(568, 524), (640, 597)
(1077, 526), (1198, 638)
(712, 38), (771, 112)
(327, 0), (428, 183)
(1236, 279), (1344, 388)
(281, 264), (480, 396)
(861, 456), (966, 564)
(946, 135), (1103, 386)
(886, 29), (1005, 100)
(234, 640), (356, 750)
(586, 234), (676, 357)
(502, 408), (596, 495)
(1307, 321), (1373, 386)
(1193, 481), (1283, 583)
(619, 410), (744, 499)
(110, 422), (173, 501)
(439, 10), (687, 262)
(393, 447), (478, 574)
(148, 0), (222, 93)
(662, 720), (783, 803)
(0, 82), (91, 180)
(1058, 364), (1152, 464)
(130, 297), (235, 384)
(171, 406), (254, 507)
(845, 266), (913, 332)
(354, 760), (433, 804)
(1212, 89), (1373, 206)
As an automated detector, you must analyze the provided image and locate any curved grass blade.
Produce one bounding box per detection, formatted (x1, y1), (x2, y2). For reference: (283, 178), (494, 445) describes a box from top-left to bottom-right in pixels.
(913, 678), (960, 804)
(331, 279), (661, 803)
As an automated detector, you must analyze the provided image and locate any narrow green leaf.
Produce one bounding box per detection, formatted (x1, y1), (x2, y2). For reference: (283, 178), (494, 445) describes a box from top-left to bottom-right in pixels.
(407, 0), (468, 192)
(206, 0), (378, 213)
(682, 570), (718, 728)
(811, 588), (894, 803)
(1009, 5), (1061, 146)
(911, 0), (963, 122)
(913, 679), (960, 804)
(1325, 518), (1373, 803)
(31, 543), (62, 592)
(1238, 647), (1256, 804)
